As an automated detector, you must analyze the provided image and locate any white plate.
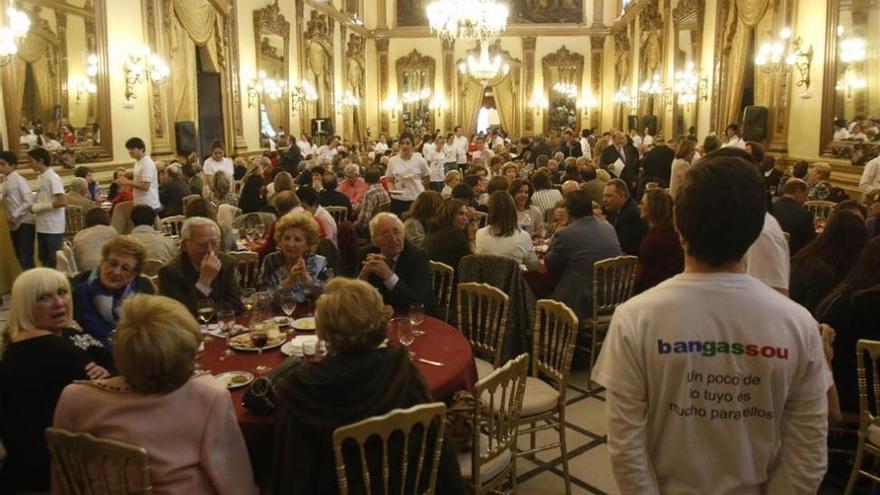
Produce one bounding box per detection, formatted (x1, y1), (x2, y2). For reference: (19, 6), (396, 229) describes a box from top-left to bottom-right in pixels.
(205, 324), (246, 339)
(273, 316), (292, 327)
(291, 316), (316, 332)
(214, 371), (254, 390)
(281, 335), (320, 357)
(229, 333), (286, 352)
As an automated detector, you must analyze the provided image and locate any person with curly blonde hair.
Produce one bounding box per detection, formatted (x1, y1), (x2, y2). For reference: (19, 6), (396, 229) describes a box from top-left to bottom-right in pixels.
(257, 211), (332, 301)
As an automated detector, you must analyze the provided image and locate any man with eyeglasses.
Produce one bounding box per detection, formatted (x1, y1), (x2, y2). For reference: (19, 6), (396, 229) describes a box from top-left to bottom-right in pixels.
(158, 217), (243, 315)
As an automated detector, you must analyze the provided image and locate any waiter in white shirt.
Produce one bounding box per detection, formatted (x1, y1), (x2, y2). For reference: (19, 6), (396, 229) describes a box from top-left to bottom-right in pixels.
(118, 136), (161, 211)
(26, 148), (66, 268)
(0, 150), (36, 269)
(452, 125), (469, 172)
(202, 140), (235, 191)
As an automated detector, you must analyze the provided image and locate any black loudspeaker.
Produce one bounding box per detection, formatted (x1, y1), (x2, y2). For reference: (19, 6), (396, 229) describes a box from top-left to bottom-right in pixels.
(642, 115), (658, 136)
(742, 106), (769, 142)
(175, 121), (198, 156)
(311, 118), (334, 139)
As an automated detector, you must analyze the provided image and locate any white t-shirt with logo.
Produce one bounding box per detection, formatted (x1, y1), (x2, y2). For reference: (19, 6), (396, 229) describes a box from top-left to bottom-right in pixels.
(452, 135), (469, 164)
(386, 154), (429, 202)
(133, 155), (161, 210)
(423, 146), (447, 182)
(743, 213), (790, 291)
(593, 272), (831, 495)
(35, 167), (66, 234)
(202, 156), (235, 184)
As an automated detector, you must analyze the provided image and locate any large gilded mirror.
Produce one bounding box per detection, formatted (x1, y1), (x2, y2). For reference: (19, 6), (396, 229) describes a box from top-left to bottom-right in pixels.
(672, 0), (702, 138)
(2, 0), (111, 163)
(543, 46), (583, 134)
(254, 1), (289, 148)
(821, 0), (880, 158)
(637, 0), (663, 136)
(396, 50), (434, 134)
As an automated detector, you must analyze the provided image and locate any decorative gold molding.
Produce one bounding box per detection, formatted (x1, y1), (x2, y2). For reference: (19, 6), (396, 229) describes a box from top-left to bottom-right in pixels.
(396, 49), (436, 133)
(373, 25), (611, 38)
(523, 36), (536, 133)
(442, 38), (455, 131)
(542, 45), (585, 133)
(254, 0), (290, 144)
(376, 38), (390, 133)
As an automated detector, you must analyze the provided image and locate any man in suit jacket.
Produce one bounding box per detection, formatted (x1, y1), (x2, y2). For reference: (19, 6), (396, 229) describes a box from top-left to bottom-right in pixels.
(771, 178), (816, 255)
(528, 136), (553, 165)
(158, 217), (243, 315)
(358, 212), (438, 317)
(603, 179), (649, 256)
(158, 163), (191, 217)
(641, 139), (675, 187)
(545, 190), (622, 320)
(600, 130), (639, 190)
(558, 129), (583, 158)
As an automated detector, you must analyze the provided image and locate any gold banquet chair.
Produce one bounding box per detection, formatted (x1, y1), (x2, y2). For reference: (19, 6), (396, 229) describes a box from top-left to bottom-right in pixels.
(141, 259), (164, 278)
(459, 353), (529, 495)
(517, 299), (579, 494)
(228, 251), (260, 290)
(585, 255), (639, 392)
(332, 402), (448, 495)
(159, 215), (185, 238)
(65, 205), (85, 239)
(429, 260), (454, 323)
(475, 211), (489, 229)
(457, 282), (510, 379)
(325, 205), (348, 225)
(181, 194), (201, 211)
(45, 427), (153, 494)
(804, 200), (836, 225)
(845, 339), (880, 494)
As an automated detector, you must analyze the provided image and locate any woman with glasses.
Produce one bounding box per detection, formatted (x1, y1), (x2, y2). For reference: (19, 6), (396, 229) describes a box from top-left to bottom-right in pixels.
(70, 235), (155, 346)
(0, 268), (110, 493)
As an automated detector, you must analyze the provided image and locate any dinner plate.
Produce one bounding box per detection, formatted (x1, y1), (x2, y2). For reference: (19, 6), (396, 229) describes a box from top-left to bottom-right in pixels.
(281, 335), (326, 357)
(214, 371), (254, 390)
(205, 324), (246, 339)
(229, 332), (286, 352)
(291, 316), (316, 332)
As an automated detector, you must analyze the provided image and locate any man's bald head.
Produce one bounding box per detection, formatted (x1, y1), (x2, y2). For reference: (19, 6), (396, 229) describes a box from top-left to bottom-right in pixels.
(561, 180), (580, 196)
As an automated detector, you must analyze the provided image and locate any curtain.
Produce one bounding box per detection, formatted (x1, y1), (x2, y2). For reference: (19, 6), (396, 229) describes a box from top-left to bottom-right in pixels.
(717, 0), (772, 129)
(14, 33), (56, 126)
(172, 0), (215, 44)
(460, 78), (483, 137)
(735, 0), (771, 28)
(493, 75), (516, 136)
(170, 16), (197, 123)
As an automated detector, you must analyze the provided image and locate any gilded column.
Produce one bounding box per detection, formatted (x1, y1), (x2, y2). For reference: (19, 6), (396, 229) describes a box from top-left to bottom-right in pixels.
(522, 36), (536, 134)
(442, 38), (455, 132)
(590, 35), (604, 131)
(377, 38), (390, 133)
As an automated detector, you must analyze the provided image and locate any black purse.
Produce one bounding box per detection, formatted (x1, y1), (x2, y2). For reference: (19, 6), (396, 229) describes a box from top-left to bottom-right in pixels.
(241, 355), (301, 415)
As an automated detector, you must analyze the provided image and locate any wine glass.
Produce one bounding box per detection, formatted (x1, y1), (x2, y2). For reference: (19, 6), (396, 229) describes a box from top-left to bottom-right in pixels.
(241, 288), (256, 325)
(278, 291), (297, 329)
(409, 303), (425, 336)
(390, 317), (415, 356)
(196, 299), (215, 342)
(217, 309), (236, 359)
(250, 324), (271, 374)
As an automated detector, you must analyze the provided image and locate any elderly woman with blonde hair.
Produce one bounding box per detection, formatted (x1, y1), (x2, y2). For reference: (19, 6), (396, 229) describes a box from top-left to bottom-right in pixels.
(257, 211), (332, 301)
(270, 278), (464, 494)
(53, 294), (258, 494)
(0, 268), (110, 494)
(205, 170), (240, 208)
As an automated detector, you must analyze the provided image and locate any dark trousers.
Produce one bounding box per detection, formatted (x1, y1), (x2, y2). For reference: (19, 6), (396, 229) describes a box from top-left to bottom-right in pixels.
(430, 182), (444, 192)
(390, 199), (412, 217)
(37, 232), (63, 269)
(10, 223), (36, 270)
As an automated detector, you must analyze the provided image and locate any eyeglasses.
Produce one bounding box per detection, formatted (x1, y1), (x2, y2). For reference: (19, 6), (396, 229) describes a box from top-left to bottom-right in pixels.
(191, 240), (221, 250)
(103, 258), (138, 274)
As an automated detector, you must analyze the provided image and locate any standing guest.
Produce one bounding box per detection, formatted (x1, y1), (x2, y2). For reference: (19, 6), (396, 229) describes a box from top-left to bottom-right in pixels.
(73, 165), (101, 201)
(258, 212), (331, 302)
(201, 140), (234, 190)
(158, 163), (191, 217)
(386, 132), (430, 216)
(357, 167), (391, 232)
(635, 189), (683, 293)
(295, 186), (338, 247)
(441, 170), (462, 199)
(238, 158), (267, 214)
(545, 190), (621, 320)
(116, 137), (160, 211)
(233, 155), (248, 180)
(27, 147), (67, 268)
(423, 199), (475, 274)
(790, 210), (868, 314)
(269, 278), (463, 494)
(559, 129), (583, 158)
(55, 294), (258, 495)
(297, 133), (316, 158)
(509, 178), (544, 237)
(0, 268), (109, 494)
(66, 177), (95, 211)
(452, 126), (470, 171)
(0, 150), (35, 269)
(593, 156), (831, 495)
(602, 179), (648, 256)
(531, 169), (563, 214)
(181, 162), (204, 196)
(600, 131), (639, 190)
(130, 204), (178, 262)
(580, 166), (608, 206)
(358, 212), (438, 316)
(278, 136), (303, 176)
(760, 155), (785, 196)
(318, 171), (353, 218)
(442, 133), (462, 174)
(721, 123), (746, 148)
(339, 163), (368, 209)
(668, 139), (697, 199)
(859, 154), (880, 194)
(402, 191), (442, 248)
(640, 137), (675, 188)
(425, 136), (448, 191)
(475, 191), (541, 271)
(807, 162), (834, 201)
(71, 235), (155, 346)
(771, 178), (816, 255)
(205, 171), (239, 209)
(158, 217), (243, 315)
(580, 129), (594, 163)
(72, 208), (117, 272)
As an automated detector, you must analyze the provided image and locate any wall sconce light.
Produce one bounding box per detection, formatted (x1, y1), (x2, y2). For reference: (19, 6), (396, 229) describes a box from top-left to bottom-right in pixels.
(673, 62), (708, 105)
(382, 95), (399, 120)
(529, 93), (549, 115)
(403, 87), (431, 104)
(835, 36), (866, 99)
(336, 90), (359, 112)
(123, 45), (169, 101)
(428, 94), (449, 117)
(0, 6), (30, 67)
(290, 80), (318, 115)
(72, 77), (97, 103)
(754, 26), (814, 90)
(577, 90), (598, 117)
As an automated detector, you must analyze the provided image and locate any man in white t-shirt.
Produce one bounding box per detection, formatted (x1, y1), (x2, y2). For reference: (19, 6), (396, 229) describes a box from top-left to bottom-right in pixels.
(386, 132), (429, 216)
(26, 148), (66, 268)
(1, 150), (36, 269)
(743, 212), (790, 295)
(452, 126), (469, 171)
(117, 137), (161, 210)
(201, 140), (235, 191)
(592, 155), (830, 495)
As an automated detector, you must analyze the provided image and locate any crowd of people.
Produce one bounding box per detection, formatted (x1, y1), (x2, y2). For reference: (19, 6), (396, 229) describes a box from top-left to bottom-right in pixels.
(0, 119), (879, 493)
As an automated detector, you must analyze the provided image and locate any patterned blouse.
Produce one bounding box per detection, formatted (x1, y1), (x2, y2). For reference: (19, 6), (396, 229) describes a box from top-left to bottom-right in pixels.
(257, 252), (331, 302)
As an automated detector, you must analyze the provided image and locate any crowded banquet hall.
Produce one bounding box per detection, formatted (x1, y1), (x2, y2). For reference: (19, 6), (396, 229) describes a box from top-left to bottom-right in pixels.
(0, 0), (878, 493)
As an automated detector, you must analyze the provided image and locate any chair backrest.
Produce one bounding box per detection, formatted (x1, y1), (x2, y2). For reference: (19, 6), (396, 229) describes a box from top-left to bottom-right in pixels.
(216, 204), (241, 232)
(110, 201), (135, 234)
(456, 282), (509, 368)
(182, 194), (201, 211)
(429, 260), (454, 322)
(325, 206), (348, 225)
(45, 427), (153, 495)
(532, 299), (579, 390)
(228, 250), (260, 290)
(804, 200), (836, 225)
(232, 211), (277, 230)
(332, 402), (447, 495)
(592, 255), (639, 318)
(159, 215), (185, 238)
(856, 339), (880, 430)
(62, 240), (78, 274)
(146, 275), (159, 293)
(469, 353), (528, 491)
(141, 259), (164, 277)
(475, 211), (489, 228)
(56, 249), (74, 276)
(65, 205), (84, 236)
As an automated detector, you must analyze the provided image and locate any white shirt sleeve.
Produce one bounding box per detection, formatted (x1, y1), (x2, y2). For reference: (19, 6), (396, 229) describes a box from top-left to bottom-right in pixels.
(605, 390), (661, 495)
(859, 158), (880, 194)
(743, 216), (790, 291)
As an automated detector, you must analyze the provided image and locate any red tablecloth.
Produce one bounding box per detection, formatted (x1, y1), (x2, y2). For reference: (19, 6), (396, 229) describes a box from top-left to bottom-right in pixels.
(197, 314), (477, 478)
(524, 263), (559, 299)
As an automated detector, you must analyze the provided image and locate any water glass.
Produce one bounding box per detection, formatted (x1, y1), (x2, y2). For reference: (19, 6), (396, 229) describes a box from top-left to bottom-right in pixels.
(409, 303), (425, 336)
(196, 299), (215, 342)
(390, 317), (415, 355)
(217, 310), (236, 359)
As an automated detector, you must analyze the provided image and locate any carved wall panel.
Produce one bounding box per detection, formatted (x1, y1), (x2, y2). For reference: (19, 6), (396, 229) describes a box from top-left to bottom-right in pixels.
(523, 36), (536, 133)
(377, 38), (389, 133)
(345, 32), (366, 141)
(542, 45), (584, 133)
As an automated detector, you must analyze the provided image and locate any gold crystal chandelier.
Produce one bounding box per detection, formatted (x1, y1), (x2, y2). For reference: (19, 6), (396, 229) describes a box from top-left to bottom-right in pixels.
(426, 0), (508, 41)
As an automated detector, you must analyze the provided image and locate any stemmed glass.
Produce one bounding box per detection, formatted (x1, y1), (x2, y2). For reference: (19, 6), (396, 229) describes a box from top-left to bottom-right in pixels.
(250, 323), (271, 374)
(196, 299), (215, 342)
(391, 317), (415, 356)
(278, 290), (297, 329)
(217, 309), (236, 359)
(409, 303), (425, 336)
(241, 288), (256, 324)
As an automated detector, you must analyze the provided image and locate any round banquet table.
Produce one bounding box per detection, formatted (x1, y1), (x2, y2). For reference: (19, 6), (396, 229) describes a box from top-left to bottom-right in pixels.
(197, 314), (477, 480)
(524, 263), (559, 299)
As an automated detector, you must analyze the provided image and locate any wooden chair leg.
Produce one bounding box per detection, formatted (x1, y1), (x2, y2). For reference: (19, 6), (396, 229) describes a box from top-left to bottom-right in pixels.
(558, 408), (572, 495)
(845, 436), (867, 495)
(587, 325), (599, 393)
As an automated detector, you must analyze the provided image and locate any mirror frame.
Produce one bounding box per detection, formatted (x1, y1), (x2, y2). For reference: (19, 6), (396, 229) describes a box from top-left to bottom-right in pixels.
(254, 0), (290, 146)
(395, 49), (435, 134)
(672, 0), (703, 138)
(637, 0), (664, 136)
(542, 45), (584, 134)
(2, 0), (112, 164)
